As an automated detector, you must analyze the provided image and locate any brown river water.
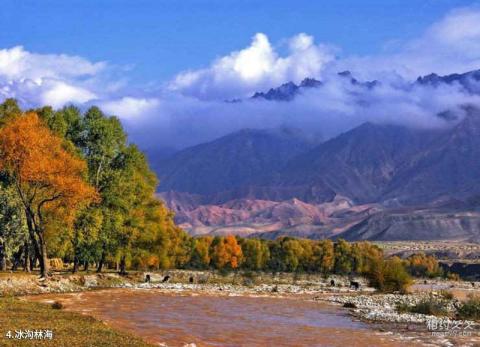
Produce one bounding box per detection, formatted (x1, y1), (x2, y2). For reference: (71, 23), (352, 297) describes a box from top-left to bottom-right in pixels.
(26, 289), (425, 347)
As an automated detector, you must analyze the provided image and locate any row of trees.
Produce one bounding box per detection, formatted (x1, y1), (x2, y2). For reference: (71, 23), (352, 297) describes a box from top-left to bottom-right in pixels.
(188, 236), (439, 292)
(0, 99), (187, 277)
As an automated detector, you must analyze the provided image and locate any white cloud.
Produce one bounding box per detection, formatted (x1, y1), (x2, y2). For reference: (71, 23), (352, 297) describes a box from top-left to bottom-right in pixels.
(169, 33), (336, 100)
(0, 46), (107, 108)
(100, 97), (160, 120)
(337, 7), (480, 80)
(0, 46), (105, 81)
(40, 81), (96, 108)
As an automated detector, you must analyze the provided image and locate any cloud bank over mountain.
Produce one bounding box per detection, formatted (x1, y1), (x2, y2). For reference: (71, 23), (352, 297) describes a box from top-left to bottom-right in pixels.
(169, 33), (336, 100)
(1, 7), (480, 150)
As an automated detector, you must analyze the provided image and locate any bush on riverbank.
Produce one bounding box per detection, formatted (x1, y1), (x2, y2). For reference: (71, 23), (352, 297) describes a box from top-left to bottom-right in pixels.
(411, 297), (449, 316)
(457, 295), (480, 320)
(395, 295), (450, 317)
(367, 257), (412, 293)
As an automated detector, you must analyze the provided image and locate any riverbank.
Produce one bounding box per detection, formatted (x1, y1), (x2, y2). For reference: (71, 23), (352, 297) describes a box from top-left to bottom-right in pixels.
(0, 270), (373, 297)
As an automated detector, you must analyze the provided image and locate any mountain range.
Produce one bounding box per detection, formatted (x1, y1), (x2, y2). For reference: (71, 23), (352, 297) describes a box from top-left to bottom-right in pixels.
(154, 70), (480, 241)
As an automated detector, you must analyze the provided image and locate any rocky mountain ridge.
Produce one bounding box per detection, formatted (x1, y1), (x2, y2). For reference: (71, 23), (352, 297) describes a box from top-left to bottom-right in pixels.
(153, 70), (480, 241)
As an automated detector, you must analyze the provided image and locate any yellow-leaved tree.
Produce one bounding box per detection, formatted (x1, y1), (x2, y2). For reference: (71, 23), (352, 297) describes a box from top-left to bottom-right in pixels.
(0, 113), (98, 277)
(211, 235), (243, 270)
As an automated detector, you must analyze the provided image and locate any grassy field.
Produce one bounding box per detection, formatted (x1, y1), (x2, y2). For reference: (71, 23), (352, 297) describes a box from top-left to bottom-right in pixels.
(0, 297), (153, 346)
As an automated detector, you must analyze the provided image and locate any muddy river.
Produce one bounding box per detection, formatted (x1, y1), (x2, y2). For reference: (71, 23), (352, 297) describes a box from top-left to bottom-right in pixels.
(26, 289), (423, 346)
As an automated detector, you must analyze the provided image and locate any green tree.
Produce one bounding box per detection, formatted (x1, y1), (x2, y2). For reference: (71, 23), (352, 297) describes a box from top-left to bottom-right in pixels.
(267, 238), (304, 272)
(0, 182), (27, 271)
(63, 106), (127, 272)
(240, 238), (270, 271)
(190, 236), (214, 269)
(0, 98), (21, 127)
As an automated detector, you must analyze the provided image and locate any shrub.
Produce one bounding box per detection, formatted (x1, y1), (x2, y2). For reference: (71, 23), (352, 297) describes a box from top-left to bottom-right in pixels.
(395, 302), (411, 314)
(381, 257), (412, 293)
(218, 268), (231, 277)
(446, 272), (460, 281)
(457, 295), (480, 320)
(410, 297), (449, 316)
(439, 290), (454, 300)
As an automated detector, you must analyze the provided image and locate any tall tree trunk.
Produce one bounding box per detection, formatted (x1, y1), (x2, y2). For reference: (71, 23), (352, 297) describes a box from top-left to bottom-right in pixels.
(29, 254), (35, 272)
(73, 256), (79, 273)
(37, 232), (49, 278)
(119, 255), (127, 275)
(23, 241), (30, 272)
(26, 213), (41, 269)
(96, 246), (106, 273)
(0, 242), (6, 271)
(11, 246), (23, 271)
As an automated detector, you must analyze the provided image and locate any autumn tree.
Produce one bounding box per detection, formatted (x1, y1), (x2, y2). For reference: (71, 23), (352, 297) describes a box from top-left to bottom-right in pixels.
(381, 257), (412, 293)
(0, 113), (98, 277)
(351, 241), (384, 275)
(312, 239), (334, 274)
(406, 253), (442, 278)
(211, 235), (243, 270)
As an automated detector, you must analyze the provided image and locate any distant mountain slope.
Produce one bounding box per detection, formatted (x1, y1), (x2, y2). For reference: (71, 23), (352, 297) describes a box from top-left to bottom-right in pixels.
(156, 127), (314, 196)
(155, 109), (480, 207)
(277, 122), (436, 203)
(160, 191), (480, 242)
(384, 112), (480, 204)
(338, 208), (480, 242)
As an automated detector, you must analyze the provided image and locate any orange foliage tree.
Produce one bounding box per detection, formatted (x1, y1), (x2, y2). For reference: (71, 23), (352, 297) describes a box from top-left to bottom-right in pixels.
(211, 235), (243, 270)
(0, 113), (98, 277)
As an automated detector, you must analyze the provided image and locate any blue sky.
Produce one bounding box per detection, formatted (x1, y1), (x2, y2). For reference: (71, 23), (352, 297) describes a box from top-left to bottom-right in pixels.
(1, 1), (480, 150)
(0, 0), (476, 84)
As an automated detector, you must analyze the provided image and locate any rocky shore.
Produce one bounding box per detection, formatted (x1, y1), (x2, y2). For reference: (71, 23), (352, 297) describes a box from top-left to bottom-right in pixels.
(322, 293), (468, 324)
(0, 270), (373, 297)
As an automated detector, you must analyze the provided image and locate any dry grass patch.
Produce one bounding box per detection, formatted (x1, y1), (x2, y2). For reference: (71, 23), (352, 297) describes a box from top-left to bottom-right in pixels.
(0, 297), (153, 346)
